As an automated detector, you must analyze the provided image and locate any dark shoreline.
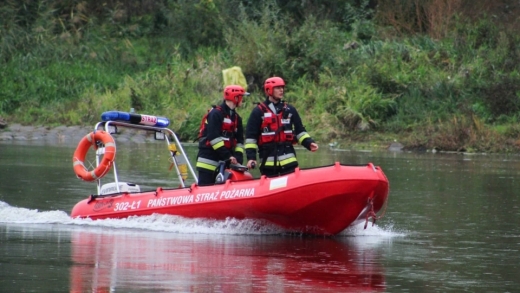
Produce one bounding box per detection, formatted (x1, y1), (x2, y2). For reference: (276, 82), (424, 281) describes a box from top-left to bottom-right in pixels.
(0, 123), (409, 153)
(0, 123), (160, 146)
(3, 123), (518, 156)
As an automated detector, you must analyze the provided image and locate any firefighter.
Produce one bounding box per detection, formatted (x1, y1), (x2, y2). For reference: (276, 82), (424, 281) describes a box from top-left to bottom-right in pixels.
(196, 85), (248, 185)
(245, 77), (318, 177)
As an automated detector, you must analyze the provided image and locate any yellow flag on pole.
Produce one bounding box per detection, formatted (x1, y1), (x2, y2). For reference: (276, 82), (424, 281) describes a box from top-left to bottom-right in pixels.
(222, 66), (247, 90)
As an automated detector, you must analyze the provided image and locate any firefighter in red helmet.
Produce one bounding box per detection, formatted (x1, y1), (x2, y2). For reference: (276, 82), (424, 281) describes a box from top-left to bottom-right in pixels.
(196, 85), (248, 185)
(245, 77), (318, 177)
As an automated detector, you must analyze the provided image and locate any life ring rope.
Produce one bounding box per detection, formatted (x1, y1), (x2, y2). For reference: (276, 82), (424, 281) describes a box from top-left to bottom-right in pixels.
(73, 131), (116, 182)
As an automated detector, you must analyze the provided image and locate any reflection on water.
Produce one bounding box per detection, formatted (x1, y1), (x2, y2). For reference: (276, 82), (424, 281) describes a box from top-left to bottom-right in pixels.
(70, 228), (386, 292)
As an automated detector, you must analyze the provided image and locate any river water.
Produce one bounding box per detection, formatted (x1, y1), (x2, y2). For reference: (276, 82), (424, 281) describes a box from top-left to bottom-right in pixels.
(1, 138), (520, 292)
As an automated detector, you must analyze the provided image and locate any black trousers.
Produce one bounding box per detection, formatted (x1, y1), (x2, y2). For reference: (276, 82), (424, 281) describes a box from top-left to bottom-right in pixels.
(197, 169), (217, 186)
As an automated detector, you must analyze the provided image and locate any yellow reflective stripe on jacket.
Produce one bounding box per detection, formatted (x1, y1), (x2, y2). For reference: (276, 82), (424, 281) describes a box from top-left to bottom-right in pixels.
(264, 156), (297, 167)
(235, 146), (244, 153)
(245, 138), (258, 150)
(263, 153), (297, 166)
(297, 132), (311, 144)
(211, 141), (225, 150)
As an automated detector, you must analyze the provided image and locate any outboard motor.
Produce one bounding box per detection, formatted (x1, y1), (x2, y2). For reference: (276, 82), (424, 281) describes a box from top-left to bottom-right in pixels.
(215, 162), (253, 184)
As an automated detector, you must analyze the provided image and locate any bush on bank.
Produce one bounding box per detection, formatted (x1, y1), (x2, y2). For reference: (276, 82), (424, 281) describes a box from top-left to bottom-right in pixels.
(1, 0), (520, 152)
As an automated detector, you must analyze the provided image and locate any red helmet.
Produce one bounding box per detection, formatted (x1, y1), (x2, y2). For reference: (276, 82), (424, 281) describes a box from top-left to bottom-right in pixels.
(224, 85), (248, 105)
(264, 77), (285, 96)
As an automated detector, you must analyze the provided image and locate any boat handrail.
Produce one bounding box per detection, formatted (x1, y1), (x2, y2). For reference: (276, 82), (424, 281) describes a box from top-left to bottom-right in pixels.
(90, 120), (198, 194)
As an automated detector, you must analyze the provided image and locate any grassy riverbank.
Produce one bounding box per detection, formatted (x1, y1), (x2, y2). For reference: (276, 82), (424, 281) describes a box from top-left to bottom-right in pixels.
(1, 1), (520, 153)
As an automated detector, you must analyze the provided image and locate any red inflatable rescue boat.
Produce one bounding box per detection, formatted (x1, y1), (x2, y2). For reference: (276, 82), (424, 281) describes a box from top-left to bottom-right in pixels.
(70, 112), (389, 235)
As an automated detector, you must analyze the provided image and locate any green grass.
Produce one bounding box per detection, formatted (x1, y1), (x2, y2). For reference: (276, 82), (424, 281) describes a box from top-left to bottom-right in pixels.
(2, 1), (520, 153)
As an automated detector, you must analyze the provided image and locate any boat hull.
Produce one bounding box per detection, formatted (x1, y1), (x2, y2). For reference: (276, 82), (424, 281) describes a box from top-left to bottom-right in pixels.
(71, 162), (389, 235)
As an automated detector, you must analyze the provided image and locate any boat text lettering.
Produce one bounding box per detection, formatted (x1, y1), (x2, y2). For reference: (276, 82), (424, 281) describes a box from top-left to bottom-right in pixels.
(147, 195), (194, 208)
(195, 191), (220, 203)
(140, 115), (158, 125)
(114, 200), (141, 211)
(93, 199), (114, 212)
(220, 188), (255, 199)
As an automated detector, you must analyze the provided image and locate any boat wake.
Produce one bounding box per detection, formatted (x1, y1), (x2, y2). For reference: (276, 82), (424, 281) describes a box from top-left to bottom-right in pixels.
(0, 200), (403, 237)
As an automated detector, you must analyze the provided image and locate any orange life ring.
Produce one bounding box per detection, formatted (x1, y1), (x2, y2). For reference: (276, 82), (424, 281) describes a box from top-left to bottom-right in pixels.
(73, 131), (116, 182)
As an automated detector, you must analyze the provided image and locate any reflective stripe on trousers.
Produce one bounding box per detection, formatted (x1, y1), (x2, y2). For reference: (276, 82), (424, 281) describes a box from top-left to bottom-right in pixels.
(196, 157), (219, 171)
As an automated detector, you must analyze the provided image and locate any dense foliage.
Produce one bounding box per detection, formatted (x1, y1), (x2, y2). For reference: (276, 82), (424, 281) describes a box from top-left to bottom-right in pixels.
(1, 0), (520, 152)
